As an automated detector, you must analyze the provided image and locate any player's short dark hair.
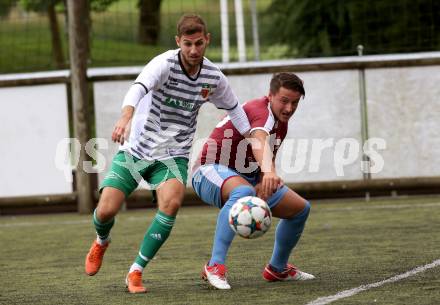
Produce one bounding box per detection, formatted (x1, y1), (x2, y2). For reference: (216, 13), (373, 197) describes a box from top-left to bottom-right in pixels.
(177, 14), (207, 37)
(270, 72), (305, 97)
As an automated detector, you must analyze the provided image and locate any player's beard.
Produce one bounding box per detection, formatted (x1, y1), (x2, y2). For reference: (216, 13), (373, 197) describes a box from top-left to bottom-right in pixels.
(182, 54), (202, 72)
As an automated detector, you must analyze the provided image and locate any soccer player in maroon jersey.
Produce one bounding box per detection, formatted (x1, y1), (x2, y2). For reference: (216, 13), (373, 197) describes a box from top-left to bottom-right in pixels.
(192, 72), (315, 289)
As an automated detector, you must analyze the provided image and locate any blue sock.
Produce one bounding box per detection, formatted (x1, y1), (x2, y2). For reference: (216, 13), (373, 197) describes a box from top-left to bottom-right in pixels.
(269, 201), (311, 272)
(209, 185), (256, 266)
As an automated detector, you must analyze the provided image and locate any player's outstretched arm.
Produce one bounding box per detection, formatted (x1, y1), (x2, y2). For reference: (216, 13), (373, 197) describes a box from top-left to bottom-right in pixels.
(226, 104), (251, 136)
(211, 72), (251, 136)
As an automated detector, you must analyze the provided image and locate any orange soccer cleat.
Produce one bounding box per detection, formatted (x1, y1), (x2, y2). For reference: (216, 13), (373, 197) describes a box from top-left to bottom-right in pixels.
(125, 270), (147, 293)
(85, 240), (109, 276)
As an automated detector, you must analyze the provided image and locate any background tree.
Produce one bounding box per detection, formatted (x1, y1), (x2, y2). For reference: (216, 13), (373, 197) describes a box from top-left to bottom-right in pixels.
(138, 0), (162, 45)
(264, 0), (440, 57)
(0, 0), (19, 18)
(19, 0), (118, 69)
(19, 0), (66, 68)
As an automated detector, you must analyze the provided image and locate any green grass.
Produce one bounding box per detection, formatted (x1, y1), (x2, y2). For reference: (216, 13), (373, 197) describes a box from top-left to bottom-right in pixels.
(1, 195), (439, 304)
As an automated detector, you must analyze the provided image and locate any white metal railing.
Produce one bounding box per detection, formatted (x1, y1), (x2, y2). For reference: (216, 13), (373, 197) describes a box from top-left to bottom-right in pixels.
(2, 51), (440, 87)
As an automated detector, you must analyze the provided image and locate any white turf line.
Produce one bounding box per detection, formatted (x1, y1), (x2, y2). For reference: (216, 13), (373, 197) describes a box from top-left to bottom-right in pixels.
(306, 259), (440, 305)
(1, 201), (440, 228)
(321, 202), (440, 212)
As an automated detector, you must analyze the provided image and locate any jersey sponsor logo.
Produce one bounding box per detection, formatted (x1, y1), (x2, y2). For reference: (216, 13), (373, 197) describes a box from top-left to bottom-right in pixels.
(150, 233), (162, 241)
(164, 97), (195, 111)
(200, 83), (211, 100)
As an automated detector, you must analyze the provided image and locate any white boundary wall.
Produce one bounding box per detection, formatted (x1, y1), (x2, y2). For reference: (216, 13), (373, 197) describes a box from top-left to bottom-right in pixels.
(0, 84), (71, 197)
(1, 54), (439, 196)
(366, 66), (440, 178)
(93, 66), (440, 187)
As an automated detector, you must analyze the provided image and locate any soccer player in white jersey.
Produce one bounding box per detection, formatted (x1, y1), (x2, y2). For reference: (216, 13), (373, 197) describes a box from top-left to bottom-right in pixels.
(192, 73), (315, 289)
(84, 14), (250, 293)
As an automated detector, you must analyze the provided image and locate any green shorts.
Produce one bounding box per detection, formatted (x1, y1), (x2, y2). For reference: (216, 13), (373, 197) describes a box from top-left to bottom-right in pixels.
(100, 151), (189, 197)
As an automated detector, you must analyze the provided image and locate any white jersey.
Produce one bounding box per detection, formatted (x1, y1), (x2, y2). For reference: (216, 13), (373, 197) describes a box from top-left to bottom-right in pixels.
(120, 49), (245, 161)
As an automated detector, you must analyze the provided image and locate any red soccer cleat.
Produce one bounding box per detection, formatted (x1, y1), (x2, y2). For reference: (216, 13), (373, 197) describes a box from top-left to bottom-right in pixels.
(262, 263), (315, 282)
(201, 263), (231, 290)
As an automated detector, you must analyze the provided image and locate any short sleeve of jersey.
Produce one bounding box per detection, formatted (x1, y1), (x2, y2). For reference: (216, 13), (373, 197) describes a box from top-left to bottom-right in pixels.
(209, 72), (239, 110)
(134, 50), (173, 92)
(247, 101), (275, 135)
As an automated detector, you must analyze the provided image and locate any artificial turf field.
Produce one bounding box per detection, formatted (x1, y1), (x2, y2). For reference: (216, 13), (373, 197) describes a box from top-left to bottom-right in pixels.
(1, 195), (439, 305)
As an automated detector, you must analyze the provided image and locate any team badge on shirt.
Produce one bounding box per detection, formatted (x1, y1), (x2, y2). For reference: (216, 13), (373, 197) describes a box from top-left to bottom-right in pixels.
(200, 84), (211, 100)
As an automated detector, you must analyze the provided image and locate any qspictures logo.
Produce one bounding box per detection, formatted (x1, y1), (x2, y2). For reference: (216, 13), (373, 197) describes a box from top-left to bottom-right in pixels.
(54, 128), (387, 184)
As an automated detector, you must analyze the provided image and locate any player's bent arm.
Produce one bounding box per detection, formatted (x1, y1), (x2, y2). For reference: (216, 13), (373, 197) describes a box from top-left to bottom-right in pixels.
(111, 53), (171, 144)
(250, 129), (275, 172)
(250, 129), (282, 199)
(112, 82), (149, 144)
(122, 83), (147, 108)
(112, 105), (135, 144)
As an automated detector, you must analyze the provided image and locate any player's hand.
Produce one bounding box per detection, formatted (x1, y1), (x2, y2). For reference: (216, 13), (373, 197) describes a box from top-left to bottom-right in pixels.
(260, 172), (283, 201)
(112, 116), (131, 144)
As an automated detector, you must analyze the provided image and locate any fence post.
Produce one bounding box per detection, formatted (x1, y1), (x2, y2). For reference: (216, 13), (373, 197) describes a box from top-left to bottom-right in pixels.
(357, 45), (371, 181)
(220, 0), (230, 63)
(234, 0), (247, 62)
(67, 0), (95, 214)
(249, 0), (260, 61)
(357, 45), (372, 201)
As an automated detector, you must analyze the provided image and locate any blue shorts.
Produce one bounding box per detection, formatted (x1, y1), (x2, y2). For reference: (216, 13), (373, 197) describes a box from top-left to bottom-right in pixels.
(192, 164), (289, 209)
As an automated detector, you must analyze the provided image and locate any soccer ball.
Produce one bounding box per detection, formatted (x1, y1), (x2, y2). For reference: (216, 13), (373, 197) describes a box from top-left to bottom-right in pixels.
(228, 196), (272, 239)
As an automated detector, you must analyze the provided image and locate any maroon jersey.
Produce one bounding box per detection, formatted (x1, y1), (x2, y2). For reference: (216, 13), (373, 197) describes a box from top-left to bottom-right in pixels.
(199, 96), (288, 174)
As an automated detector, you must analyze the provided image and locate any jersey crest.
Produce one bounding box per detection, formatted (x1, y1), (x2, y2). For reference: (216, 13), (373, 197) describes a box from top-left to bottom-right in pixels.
(200, 83), (211, 100)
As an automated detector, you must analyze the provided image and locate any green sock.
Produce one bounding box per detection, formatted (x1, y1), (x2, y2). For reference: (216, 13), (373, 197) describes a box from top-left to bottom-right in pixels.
(135, 210), (176, 267)
(93, 209), (115, 240)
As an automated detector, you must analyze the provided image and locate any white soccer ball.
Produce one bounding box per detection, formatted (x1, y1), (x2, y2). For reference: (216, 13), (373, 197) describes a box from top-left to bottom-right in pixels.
(228, 196), (272, 239)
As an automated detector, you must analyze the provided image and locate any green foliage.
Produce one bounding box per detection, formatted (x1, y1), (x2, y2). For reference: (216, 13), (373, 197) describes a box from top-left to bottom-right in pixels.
(0, 0), (18, 17)
(91, 0), (119, 12)
(3, 0), (440, 73)
(19, 0), (119, 13)
(264, 0), (440, 57)
(0, 15), (56, 73)
(19, 0), (58, 12)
